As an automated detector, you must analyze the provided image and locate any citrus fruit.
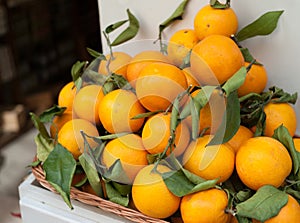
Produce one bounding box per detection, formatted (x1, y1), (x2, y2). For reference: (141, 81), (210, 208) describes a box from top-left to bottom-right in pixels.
(101, 133), (149, 183)
(126, 50), (171, 88)
(135, 62), (188, 111)
(58, 82), (77, 111)
(132, 164), (181, 219)
(182, 67), (201, 88)
(180, 188), (231, 223)
(98, 89), (146, 134)
(141, 112), (190, 157)
(263, 102), (297, 137)
(236, 136), (292, 190)
(194, 4), (238, 40)
(73, 84), (104, 125)
(98, 51), (132, 78)
(227, 125), (253, 153)
(167, 29), (199, 67)
(252, 194), (300, 223)
(190, 34), (244, 85)
(182, 135), (235, 183)
(57, 119), (99, 160)
(238, 62), (268, 97)
(50, 110), (73, 138)
(293, 138), (300, 152)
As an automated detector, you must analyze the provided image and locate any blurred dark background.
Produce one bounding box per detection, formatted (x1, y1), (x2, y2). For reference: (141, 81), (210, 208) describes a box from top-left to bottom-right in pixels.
(0, 0), (101, 146)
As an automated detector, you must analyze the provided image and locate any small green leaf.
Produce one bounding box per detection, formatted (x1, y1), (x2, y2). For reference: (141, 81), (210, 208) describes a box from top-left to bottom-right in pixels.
(190, 96), (200, 140)
(35, 133), (54, 162)
(30, 112), (51, 140)
(79, 153), (103, 197)
(158, 0), (189, 38)
(105, 20), (128, 34)
(210, 0), (230, 9)
(39, 105), (66, 123)
(222, 67), (247, 96)
(86, 48), (105, 59)
(71, 61), (87, 90)
(131, 110), (164, 120)
(236, 185), (288, 222)
(110, 9), (139, 46)
(104, 182), (129, 206)
(272, 125), (300, 175)
(268, 86), (298, 104)
(103, 159), (131, 185)
(236, 10), (284, 42)
(240, 48), (262, 65)
(208, 91), (240, 145)
(43, 143), (77, 209)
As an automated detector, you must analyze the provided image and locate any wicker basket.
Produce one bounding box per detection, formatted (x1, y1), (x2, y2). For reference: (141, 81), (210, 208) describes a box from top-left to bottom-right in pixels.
(32, 164), (170, 223)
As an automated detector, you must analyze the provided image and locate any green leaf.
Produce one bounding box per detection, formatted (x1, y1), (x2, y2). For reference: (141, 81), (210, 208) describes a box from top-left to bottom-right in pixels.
(240, 48), (262, 65)
(158, 0), (189, 36)
(43, 143), (77, 209)
(104, 181), (129, 206)
(208, 91), (240, 145)
(210, 0), (230, 9)
(86, 48), (105, 59)
(105, 20), (128, 34)
(222, 67), (247, 96)
(268, 86), (298, 104)
(79, 153), (103, 197)
(30, 112), (51, 140)
(39, 105), (66, 123)
(103, 159), (131, 185)
(236, 185), (288, 222)
(190, 96), (200, 140)
(110, 9), (139, 46)
(131, 110), (164, 120)
(272, 125), (300, 175)
(71, 61), (87, 90)
(236, 10), (284, 42)
(35, 133), (54, 162)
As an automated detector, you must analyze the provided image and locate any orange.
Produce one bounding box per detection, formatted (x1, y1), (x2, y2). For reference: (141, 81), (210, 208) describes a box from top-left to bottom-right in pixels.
(98, 51), (132, 78)
(73, 85), (104, 125)
(194, 4), (238, 40)
(135, 62), (188, 111)
(182, 135), (235, 183)
(180, 188), (231, 223)
(50, 110), (73, 138)
(238, 62), (268, 97)
(190, 35), (244, 85)
(293, 138), (300, 152)
(58, 82), (77, 111)
(98, 89), (146, 134)
(101, 134), (149, 183)
(132, 164), (181, 219)
(252, 195), (300, 223)
(141, 112), (190, 157)
(227, 125), (253, 153)
(185, 89), (226, 135)
(126, 50), (171, 88)
(167, 29), (199, 67)
(236, 136), (292, 190)
(57, 119), (99, 160)
(263, 102), (297, 137)
(182, 67), (201, 88)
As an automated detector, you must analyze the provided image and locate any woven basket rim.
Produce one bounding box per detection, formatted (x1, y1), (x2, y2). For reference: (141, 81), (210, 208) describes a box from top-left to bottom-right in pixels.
(31, 164), (170, 223)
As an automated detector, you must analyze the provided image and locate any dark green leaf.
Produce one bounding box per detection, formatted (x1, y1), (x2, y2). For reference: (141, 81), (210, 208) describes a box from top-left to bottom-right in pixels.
(159, 0), (189, 35)
(103, 159), (131, 185)
(268, 86), (298, 104)
(39, 105), (66, 123)
(112, 181), (131, 196)
(110, 9), (139, 46)
(43, 143), (77, 209)
(86, 48), (105, 59)
(210, 0), (230, 9)
(71, 61), (86, 83)
(104, 182), (129, 206)
(79, 153), (103, 197)
(236, 11), (284, 42)
(236, 185), (288, 222)
(91, 132), (129, 142)
(272, 125), (300, 175)
(105, 20), (128, 34)
(208, 91), (240, 145)
(222, 67), (247, 96)
(190, 96), (200, 140)
(240, 48), (262, 65)
(30, 112), (50, 140)
(35, 133), (54, 162)
(131, 110), (164, 120)
(235, 216), (252, 223)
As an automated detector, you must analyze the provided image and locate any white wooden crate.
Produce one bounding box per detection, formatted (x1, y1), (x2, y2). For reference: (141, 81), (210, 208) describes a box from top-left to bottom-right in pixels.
(18, 174), (132, 223)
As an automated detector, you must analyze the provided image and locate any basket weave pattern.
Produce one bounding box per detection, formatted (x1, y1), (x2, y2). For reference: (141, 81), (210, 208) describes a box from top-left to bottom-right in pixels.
(32, 164), (169, 223)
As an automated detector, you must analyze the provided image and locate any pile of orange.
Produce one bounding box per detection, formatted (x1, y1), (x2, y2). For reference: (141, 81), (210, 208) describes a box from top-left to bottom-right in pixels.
(40, 2), (300, 223)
